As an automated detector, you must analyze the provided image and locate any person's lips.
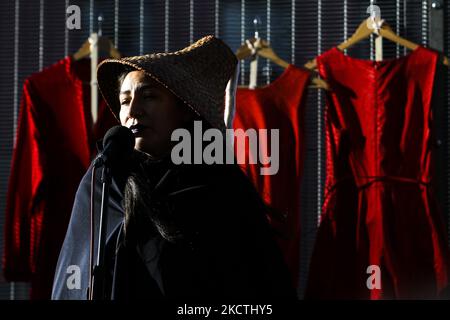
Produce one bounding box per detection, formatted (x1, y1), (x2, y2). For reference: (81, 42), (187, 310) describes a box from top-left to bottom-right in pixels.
(129, 124), (149, 136)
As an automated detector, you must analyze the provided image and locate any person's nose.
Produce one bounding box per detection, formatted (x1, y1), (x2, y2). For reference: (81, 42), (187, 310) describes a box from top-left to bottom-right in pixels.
(128, 95), (145, 120)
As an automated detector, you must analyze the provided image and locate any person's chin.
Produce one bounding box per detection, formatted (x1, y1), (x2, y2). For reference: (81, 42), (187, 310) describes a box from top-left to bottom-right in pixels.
(134, 138), (162, 158)
(134, 137), (149, 153)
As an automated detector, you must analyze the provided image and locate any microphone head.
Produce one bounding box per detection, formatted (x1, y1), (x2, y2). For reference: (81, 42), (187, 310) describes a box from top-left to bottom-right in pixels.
(102, 125), (135, 168)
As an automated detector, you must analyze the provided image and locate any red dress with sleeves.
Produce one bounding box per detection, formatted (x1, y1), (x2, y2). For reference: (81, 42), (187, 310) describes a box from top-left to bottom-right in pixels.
(306, 46), (450, 299)
(233, 65), (311, 288)
(3, 56), (117, 299)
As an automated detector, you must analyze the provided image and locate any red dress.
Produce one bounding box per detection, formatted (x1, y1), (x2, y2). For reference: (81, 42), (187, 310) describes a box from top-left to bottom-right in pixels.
(306, 46), (450, 299)
(3, 56), (117, 299)
(233, 65), (310, 288)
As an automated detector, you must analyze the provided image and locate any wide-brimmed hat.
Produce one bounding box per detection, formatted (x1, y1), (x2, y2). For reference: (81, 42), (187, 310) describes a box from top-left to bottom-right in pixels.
(97, 35), (238, 133)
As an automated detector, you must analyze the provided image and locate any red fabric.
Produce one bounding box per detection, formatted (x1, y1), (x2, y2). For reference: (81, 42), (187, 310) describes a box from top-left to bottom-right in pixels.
(233, 65), (310, 288)
(306, 46), (450, 299)
(3, 56), (118, 299)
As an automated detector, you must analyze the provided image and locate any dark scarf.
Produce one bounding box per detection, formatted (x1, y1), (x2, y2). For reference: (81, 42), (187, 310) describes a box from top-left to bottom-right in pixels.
(122, 150), (186, 246)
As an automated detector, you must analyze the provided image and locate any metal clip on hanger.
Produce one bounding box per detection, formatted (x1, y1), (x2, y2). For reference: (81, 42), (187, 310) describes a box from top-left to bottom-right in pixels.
(248, 17), (261, 89)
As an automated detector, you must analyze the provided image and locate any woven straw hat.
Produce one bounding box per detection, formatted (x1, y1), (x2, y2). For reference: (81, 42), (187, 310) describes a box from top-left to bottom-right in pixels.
(97, 35), (238, 133)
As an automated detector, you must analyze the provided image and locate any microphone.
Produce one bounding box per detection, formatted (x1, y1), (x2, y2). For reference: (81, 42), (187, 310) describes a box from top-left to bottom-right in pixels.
(94, 125), (135, 169)
(89, 126), (134, 300)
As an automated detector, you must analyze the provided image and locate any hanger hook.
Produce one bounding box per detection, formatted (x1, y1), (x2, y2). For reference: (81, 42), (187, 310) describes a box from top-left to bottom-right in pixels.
(97, 14), (103, 37)
(367, 2), (383, 35)
(253, 16), (261, 39)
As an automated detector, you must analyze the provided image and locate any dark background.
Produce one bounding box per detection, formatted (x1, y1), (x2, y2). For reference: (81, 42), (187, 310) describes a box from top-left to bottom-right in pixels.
(0, 0), (448, 299)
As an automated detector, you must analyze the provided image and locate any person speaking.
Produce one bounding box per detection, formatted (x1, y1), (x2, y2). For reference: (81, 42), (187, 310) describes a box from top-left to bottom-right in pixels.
(52, 35), (296, 300)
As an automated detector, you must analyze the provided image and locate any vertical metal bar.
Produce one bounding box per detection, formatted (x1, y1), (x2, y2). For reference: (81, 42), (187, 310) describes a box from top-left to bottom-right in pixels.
(396, 0), (400, 57)
(65, 0), (69, 57)
(115, 0), (119, 48)
(165, 0), (169, 52)
(89, 0), (93, 34)
(422, 0), (428, 45)
(10, 282), (15, 301)
(139, 0), (144, 55)
(190, 0), (194, 44)
(370, 0), (375, 60)
(11, 0), (20, 298)
(343, 0), (347, 55)
(291, 0), (295, 64)
(266, 0), (271, 84)
(370, 35), (374, 60)
(317, 0), (322, 225)
(240, 0), (245, 86)
(215, 0), (219, 37)
(403, 0), (407, 55)
(39, 0), (44, 71)
(13, 0), (19, 147)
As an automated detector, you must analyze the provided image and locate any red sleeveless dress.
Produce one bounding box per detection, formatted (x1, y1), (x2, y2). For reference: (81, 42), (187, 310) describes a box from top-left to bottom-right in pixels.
(306, 46), (450, 299)
(233, 65), (311, 288)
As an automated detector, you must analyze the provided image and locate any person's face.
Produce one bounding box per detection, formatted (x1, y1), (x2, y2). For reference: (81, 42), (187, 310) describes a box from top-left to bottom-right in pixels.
(119, 70), (194, 157)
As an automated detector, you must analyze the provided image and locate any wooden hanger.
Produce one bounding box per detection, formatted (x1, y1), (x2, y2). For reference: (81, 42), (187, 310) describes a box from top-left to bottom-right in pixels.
(237, 37), (329, 90)
(73, 35), (121, 61)
(236, 38), (289, 68)
(74, 14), (120, 60)
(305, 17), (449, 71)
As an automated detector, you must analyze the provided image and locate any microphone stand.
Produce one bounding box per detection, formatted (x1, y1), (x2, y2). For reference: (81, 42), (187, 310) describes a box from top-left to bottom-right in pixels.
(88, 159), (112, 300)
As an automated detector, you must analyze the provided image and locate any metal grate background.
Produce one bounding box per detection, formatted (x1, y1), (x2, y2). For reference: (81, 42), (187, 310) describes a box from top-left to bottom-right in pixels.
(0, 0), (446, 299)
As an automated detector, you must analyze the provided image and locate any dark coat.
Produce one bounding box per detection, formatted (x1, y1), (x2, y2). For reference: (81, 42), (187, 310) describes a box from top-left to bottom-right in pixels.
(51, 152), (297, 300)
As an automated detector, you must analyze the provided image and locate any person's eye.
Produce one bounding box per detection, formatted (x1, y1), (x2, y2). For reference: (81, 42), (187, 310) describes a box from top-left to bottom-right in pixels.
(120, 99), (130, 106)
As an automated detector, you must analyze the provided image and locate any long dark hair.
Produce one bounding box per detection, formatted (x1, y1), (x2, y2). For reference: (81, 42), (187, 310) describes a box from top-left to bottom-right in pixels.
(123, 149), (184, 244)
